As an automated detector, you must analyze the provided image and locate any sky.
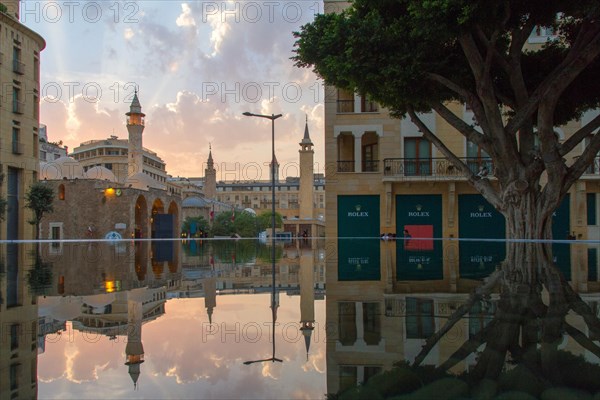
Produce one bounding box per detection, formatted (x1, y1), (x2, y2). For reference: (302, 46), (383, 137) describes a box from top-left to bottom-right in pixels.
(22, 0), (325, 180)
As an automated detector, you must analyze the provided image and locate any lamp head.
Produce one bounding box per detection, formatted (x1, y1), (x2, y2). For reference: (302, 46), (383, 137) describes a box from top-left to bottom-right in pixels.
(242, 112), (253, 117)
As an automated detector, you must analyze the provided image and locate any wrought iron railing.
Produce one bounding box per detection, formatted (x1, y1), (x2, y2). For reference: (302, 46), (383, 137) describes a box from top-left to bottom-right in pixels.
(383, 157), (494, 178)
(337, 160), (355, 172)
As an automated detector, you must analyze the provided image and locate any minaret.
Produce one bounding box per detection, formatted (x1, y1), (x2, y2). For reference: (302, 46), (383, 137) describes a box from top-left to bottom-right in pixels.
(126, 90), (145, 177)
(204, 144), (217, 199)
(125, 299), (145, 389)
(270, 155), (280, 183)
(299, 116), (314, 220)
(299, 243), (315, 359)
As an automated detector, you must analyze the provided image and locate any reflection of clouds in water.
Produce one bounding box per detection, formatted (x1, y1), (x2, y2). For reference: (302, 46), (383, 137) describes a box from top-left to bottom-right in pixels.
(38, 294), (326, 399)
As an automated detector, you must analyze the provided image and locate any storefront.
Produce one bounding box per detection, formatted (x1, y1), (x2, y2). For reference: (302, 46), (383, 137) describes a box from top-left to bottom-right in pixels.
(337, 195), (381, 281)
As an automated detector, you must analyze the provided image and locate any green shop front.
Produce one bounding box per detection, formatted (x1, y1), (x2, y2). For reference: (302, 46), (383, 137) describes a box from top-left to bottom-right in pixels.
(337, 195), (381, 281)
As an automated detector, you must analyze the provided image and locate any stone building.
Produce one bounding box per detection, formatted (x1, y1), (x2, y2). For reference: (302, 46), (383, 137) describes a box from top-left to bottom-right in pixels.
(0, 2), (45, 398)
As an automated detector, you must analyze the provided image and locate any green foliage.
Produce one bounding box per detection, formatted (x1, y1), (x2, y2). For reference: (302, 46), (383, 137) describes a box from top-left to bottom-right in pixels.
(212, 240), (258, 264)
(182, 216), (209, 237)
(211, 210), (259, 238)
(25, 182), (54, 227)
(293, 1), (600, 122)
(0, 3), (7, 14)
(256, 211), (283, 232)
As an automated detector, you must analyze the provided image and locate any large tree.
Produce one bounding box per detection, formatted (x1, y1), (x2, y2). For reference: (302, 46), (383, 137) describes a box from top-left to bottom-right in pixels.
(294, 0), (600, 386)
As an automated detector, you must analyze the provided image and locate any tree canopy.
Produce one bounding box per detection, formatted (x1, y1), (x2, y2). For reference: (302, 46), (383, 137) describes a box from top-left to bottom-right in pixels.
(294, 0), (600, 237)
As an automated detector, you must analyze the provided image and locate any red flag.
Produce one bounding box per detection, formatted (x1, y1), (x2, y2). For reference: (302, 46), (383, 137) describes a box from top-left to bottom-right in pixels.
(209, 210), (214, 222)
(231, 209), (235, 222)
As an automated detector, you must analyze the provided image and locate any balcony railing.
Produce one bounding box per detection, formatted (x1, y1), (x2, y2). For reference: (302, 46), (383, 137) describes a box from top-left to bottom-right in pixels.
(12, 141), (24, 155)
(383, 157), (494, 179)
(337, 160), (355, 173)
(12, 59), (25, 75)
(336, 100), (354, 113)
(12, 100), (24, 114)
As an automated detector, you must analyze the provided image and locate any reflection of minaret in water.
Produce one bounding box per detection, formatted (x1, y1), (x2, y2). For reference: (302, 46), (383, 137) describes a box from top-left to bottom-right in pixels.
(125, 299), (145, 389)
(299, 244), (315, 359)
(203, 275), (217, 324)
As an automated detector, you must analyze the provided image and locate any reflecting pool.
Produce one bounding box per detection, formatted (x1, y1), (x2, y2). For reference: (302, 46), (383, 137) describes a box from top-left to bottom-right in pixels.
(2, 238), (600, 399)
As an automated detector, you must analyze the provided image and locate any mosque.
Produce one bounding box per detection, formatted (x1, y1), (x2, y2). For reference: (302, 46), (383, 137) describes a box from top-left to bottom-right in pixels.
(39, 93), (182, 241)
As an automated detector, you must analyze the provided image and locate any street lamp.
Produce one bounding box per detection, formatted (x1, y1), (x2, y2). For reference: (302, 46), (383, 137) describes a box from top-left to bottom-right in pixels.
(242, 111), (283, 367)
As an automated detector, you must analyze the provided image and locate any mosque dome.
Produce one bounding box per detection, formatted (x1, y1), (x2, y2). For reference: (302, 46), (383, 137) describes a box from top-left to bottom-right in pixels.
(125, 172), (165, 191)
(85, 166), (117, 182)
(182, 196), (210, 208)
(40, 156), (85, 180)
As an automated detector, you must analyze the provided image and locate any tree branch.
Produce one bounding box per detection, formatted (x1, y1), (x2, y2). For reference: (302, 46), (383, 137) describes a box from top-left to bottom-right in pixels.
(412, 269), (502, 367)
(560, 113), (600, 156)
(564, 323), (600, 359)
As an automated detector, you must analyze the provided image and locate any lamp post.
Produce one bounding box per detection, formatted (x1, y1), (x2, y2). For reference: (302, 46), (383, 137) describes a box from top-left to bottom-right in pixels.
(242, 112), (283, 366)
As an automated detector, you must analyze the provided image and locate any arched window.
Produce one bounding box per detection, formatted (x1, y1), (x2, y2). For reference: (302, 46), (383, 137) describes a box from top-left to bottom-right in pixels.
(58, 184), (65, 200)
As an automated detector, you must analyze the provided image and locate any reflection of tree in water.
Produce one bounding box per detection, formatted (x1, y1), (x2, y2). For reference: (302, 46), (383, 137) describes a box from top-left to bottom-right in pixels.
(27, 254), (53, 297)
(337, 241), (600, 398)
(416, 242), (600, 382)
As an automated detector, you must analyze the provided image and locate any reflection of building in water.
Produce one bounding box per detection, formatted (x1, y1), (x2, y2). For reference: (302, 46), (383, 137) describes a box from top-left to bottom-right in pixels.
(325, 237), (600, 394)
(40, 242), (180, 297)
(39, 94), (181, 241)
(0, 244), (39, 399)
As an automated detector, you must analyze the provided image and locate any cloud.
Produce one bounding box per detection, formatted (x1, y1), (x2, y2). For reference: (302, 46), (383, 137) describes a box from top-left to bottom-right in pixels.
(176, 3), (196, 27)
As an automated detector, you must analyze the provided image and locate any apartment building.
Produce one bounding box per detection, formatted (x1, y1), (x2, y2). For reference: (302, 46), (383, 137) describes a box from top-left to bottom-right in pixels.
(323, 0), (600, 290)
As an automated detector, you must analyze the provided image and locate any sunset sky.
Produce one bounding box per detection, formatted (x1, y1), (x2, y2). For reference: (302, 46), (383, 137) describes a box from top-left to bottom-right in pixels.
(23, 1), (325, 180)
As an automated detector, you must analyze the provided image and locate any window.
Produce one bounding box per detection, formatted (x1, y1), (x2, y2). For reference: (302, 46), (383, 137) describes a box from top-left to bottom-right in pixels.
(12, 127), (22, 154)
(360, 94), (378, 112)
(12, 87), (23, 114)
(40, 150), (46, 161)
(404, 137), (431, 176)
(337, 133), (355, 172)
(362, 303), (381, 345)
(337, 89), (354, 113)
(466, 141), (492, 176)
(12, 46), (24, 74)
(10, 324), (19, 351)
(469, 300), (496, 338)
(339, 366), (357, 393)
(49, 222), (63, 254)
(405, 297), (434, 339)
(338, 302), (357, 346)
(361, 132), (379, 172)
(58, 184), (65, 200)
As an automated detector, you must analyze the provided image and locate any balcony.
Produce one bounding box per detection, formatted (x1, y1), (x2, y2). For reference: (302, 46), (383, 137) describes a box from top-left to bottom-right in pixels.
(12, 141), (24, 155)
(12, 59), (25, 75)
(12, 100), (24, 114)
(337, 160), (355, 172)
(383, 157), (494, 181)
(337, 160), (380, 173)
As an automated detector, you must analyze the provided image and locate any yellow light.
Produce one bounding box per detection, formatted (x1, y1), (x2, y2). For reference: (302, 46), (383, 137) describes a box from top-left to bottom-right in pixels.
(105, 281), (116, 293)
(105, 187), (116, 196)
